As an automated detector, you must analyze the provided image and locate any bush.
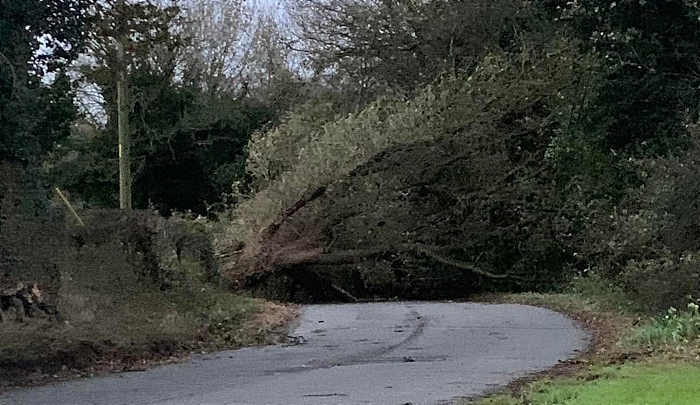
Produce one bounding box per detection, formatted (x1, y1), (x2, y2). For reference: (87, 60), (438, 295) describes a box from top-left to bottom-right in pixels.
(1, 163), (65, 299)
(569, 135), (700, 310)
(567, 272), (637, 312)
(76, 210), (219, 290)
(621, 253), (700, 313)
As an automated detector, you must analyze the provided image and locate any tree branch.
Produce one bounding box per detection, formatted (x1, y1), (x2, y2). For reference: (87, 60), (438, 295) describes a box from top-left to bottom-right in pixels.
(0, 51), (18, 97)
(410, 244), (513, 279)
(260, 186), (327, 240)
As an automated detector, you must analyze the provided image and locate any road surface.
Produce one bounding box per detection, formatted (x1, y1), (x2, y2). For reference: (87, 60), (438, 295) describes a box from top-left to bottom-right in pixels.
(0, 302), (589, 405)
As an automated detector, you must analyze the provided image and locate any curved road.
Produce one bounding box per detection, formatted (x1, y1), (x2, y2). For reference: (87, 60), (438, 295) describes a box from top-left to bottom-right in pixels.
(0, 302), (589, 405)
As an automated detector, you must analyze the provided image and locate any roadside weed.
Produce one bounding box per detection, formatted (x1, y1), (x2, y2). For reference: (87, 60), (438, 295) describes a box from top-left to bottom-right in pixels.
(567, 273), (638, 314)
(628, 300), (700, 347)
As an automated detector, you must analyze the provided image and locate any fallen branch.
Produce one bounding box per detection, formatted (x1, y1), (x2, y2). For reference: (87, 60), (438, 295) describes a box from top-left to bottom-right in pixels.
(410, 244), (511, 279)
(330, 283), (359, 302)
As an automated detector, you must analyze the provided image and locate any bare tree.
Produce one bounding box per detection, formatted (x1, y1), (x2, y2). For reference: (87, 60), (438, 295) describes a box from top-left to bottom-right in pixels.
(286, 0), (522, 107)
(176, 0), (261, 96)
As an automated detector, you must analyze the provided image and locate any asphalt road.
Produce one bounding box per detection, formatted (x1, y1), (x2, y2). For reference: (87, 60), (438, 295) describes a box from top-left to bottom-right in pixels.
(0, 302), (589, 405)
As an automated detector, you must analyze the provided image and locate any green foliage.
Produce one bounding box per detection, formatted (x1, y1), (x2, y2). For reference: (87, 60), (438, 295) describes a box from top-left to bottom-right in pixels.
(130, 93), (275, 215)
(538, 0), (700, 155)
(502, 1), (700, 301)
(218, 0), (700, 303)
(1, 164), (65, 292)
(73, 210), (220, 290)
(245, 99), (351, 190)
(49, 73), (277, 213)
(48, 126), (121, 207)
(9, 0), (700, 308)
(230, 81), (447, 245)
(621, 253), (700, 313)
(1, 237), (265, 385)
(223, 33), (605, 293)
(203, 293), (260, 344)
(0, 0), (87, 66)
(47, 1), (295, 214)
(557, 134), (700, 311)
(567, 273), (637, 313)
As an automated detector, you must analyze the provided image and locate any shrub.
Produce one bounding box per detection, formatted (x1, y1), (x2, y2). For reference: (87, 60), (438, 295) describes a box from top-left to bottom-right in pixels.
(567, 272), (637, 312)
(76, 210), (219, 291)
(1, 163), (65, 300)
(571, 137), (700, 311)
(621, 252), (700, 313)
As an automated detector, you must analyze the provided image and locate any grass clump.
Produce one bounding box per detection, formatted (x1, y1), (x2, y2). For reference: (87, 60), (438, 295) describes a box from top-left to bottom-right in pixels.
(0, 270), (279, 388)
(628, 300), (700, 348)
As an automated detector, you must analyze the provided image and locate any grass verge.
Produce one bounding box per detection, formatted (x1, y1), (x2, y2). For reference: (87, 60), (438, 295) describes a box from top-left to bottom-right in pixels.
(0, 291), (297, 389)
(0, 202), (299, 390)
(466, 276), (700, 405)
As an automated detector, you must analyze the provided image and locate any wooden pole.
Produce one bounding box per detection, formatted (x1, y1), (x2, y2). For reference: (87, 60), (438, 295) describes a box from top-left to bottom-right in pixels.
(116, 37), (132, 209)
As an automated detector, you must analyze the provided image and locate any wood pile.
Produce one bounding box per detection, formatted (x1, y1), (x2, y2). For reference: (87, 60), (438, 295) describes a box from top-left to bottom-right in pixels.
(0, 283), (58, 322)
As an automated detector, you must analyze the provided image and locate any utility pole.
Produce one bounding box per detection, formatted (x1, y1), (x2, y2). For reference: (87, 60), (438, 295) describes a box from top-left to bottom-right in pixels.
(116, 36), (132, 209)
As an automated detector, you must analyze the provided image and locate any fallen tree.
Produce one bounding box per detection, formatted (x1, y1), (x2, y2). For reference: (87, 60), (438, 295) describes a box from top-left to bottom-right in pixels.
(220, 36), (600, 300)
(228, 137), (559, 300)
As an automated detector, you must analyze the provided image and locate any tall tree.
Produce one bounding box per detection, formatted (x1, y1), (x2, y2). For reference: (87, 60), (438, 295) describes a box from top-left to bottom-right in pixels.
(0, 0), (90, 163)
(176, 0), (255, 96)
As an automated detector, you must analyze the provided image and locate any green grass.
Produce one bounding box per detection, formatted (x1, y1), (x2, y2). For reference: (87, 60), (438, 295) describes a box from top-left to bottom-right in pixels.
(44, 244), (267, 347)
(479, 273), (639, 316)
(471, 362), (700, 405)
(475, 280), (637, 341)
